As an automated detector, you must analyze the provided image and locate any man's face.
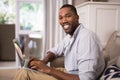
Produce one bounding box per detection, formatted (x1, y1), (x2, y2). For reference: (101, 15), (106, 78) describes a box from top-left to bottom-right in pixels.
(59, 7), (79, 35)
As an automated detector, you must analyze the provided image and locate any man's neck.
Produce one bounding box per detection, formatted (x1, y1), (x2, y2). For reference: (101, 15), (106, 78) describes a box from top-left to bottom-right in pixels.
(69, 23), (80, 36)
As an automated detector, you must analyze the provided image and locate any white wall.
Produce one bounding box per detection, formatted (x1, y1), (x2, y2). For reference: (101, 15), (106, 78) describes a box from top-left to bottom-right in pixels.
(73, 0), (88, 5)
(108, 0), (120, 3)
(73, 0), (120, 6)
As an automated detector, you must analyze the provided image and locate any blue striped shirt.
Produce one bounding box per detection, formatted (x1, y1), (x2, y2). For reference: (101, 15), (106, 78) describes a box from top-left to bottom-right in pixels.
(48, 23), (105, 80)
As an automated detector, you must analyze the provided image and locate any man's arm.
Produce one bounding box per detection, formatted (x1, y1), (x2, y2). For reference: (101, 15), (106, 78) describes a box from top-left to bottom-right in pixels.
(48, 67), (80, 80)
(29, 52), (80, 80)
(29, 58), (80, 80)
(42, 51), (56, 64)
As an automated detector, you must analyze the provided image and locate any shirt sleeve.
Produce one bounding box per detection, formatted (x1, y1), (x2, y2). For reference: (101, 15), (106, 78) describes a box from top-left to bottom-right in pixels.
(77, 32), (103, 80)
(47, 40), (65, 57)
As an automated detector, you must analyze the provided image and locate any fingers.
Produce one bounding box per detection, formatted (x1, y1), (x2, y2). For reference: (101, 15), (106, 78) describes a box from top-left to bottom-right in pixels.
(29, 62), (44, 72)
(29, 61), (41, 68)
(28, 60), (45, 68)
(29, 58), (39, 62)
(28, 58), (41, 68)
(30, 65), (38, 71)
(30, 63), (51, 73)
(27, 58), (50, 73)
(29, 60), (39, 68)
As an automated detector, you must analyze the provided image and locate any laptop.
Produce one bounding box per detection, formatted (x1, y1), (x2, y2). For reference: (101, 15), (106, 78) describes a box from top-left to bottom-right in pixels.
(13, 39), (29, 68)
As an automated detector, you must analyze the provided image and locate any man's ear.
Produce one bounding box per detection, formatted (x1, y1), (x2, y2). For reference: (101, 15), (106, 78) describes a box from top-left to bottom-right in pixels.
(75, 15), (79, 21)
(77, 15), (79, 20)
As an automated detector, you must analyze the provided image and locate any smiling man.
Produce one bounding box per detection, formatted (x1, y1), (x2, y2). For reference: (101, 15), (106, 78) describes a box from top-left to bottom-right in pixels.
(14, 4), (105, 80)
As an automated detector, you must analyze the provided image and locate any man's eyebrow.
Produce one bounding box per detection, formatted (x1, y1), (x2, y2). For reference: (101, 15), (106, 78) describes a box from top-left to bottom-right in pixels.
(64, 13), (73, 16)
(65, 13), (76, 17)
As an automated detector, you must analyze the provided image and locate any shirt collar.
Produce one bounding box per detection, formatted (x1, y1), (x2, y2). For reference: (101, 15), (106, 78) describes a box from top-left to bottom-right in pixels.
(69, 23), (84, 38)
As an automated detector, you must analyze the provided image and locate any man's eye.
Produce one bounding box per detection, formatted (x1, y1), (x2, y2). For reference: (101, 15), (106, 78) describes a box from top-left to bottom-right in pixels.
(59, 17), (62, 20)
(66, 15), (71, 18)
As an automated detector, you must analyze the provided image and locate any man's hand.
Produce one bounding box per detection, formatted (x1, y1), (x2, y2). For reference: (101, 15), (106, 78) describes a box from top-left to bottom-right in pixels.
(28, 58), (51, 73)
(28, 58), (79, 80)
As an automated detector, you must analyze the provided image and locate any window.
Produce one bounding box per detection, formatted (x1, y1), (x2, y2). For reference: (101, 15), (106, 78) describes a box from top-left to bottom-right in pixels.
(17, 0), (45, 59)
(17, 0), (44, 34)
(0, 0), (16, 24)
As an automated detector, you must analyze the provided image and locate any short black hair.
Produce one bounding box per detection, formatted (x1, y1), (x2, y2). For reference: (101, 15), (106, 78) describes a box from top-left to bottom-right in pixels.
(60, 4), (78, 15)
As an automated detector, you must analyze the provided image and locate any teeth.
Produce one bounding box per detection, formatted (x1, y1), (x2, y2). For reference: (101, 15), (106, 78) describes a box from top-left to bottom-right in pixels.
(64, 25), (69, 29)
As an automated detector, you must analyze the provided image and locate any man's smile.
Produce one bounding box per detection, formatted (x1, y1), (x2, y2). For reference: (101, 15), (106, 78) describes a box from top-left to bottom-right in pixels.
(63, 24), (70, 30)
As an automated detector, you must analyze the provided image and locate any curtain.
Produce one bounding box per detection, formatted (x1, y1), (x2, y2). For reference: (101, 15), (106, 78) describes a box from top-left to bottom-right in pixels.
(41, 0), (72, 59)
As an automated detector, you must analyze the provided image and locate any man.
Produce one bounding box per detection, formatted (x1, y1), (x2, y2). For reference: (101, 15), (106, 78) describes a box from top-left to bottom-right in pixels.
(14, 4), (105, 80)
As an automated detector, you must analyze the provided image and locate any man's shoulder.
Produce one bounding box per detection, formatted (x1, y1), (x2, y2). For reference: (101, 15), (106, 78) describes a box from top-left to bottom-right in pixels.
(79, 24), (95, 36)
(79, 27), (96, 38)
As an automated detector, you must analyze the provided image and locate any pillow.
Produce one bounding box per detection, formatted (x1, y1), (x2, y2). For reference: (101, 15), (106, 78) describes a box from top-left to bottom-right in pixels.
(100, 65), (120, 80)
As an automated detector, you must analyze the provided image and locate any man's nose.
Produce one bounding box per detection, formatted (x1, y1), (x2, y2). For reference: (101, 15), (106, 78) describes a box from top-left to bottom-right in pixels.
(62, 17), (67, 23)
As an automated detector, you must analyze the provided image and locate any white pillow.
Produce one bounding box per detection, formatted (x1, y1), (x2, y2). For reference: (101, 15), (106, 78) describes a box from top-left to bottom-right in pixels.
(100, 65), (120, 80)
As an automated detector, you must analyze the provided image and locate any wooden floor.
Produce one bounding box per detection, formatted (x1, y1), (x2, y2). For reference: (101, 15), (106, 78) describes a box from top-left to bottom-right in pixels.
(0, 61), (18, 80)
(0, 68), (18, 80)
(0, 61), (16, 69)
